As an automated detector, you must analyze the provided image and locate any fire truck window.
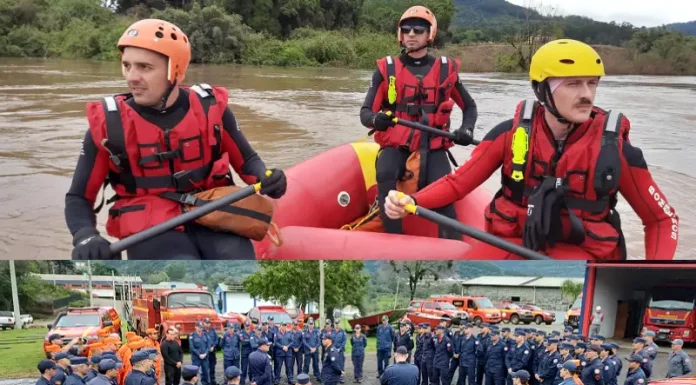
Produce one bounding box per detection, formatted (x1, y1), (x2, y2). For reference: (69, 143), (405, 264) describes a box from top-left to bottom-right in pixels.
(511, 296), (521, 302)
(453, 300), (464, 307)
(467, 300), (476, 309)
(250, 309), (260, 321)
(409, 301), (421, 309)
(102, 312), (111, 324)
(425, 302), (437, 310)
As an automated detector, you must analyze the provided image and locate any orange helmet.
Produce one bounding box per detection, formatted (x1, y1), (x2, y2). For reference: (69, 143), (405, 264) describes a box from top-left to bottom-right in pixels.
(117, 19), (191, 84)
(398, 6), (437, 44)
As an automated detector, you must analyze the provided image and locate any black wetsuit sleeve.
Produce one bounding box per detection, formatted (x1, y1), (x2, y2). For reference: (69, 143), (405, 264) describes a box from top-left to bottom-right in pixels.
(453, 80), (478, 129)
(65, 130), (109, 238)
(220, 107), (268, 185)
(360, 69), (385, 128)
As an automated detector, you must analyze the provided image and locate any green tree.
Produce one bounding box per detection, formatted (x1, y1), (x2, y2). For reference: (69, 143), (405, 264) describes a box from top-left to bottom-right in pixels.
(243, 261), (369, 320)
(389, 261), (454, 300)
(146, 271), (170, 284)
(91, 263), (119, 276)
(560, 279), (583, 302)
(165, 262), (187, 281)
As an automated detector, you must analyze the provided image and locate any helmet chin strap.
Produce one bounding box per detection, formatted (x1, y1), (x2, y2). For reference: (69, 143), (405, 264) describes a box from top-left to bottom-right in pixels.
(157, 79), (178, 112)
(534, 81), (570, 125)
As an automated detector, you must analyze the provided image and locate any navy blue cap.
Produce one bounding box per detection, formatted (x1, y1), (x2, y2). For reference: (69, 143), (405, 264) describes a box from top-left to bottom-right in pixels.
(600, 343), (613, 351)
(633, 337), (646, 344)
(182, 365), (199, 378)
(259, 337), (270, 345)
(491, 325), (500, 330)
(297, 373), (311, 384)
(592, 335), (606, 341)
(568, 335), (579, 341)
(560, 343), (574, 350)
(564, 326), (573, 332)
(70, 357), (89, 365)
(562, 361), (577, 371)
(48, 334), (64, 342)
(576, 342), (587, 349)
(98, 359), (121, 372)
(195, 321), (204, 328)
(243, 319), (250, 326)
(512, 370), (530, 381)
(514, 330), (525, 336)
(526, 328), (536, 333)
(354, 324), (361, 329)
(396, 346), (409, 354)
(587, 345), (602, 353)
(627, 354), (644, 363)
(55, 352), (70, 361)
(490, 330), (500, 336)
(536, 331), (546, 336)
(225, 366), (241, 379)
(268, 316), (274, 321)
(502, 327), (511, 332)
(322, 334), (333, 341)
(609, 342), (620, 349)
(130, 351), (150, 365)
(90, 355), (103, 364)
(481, 323), (491, 328)
(203, 317), (211, 323)
(435, 325), (445, 330)
(418, 323), (427, 328)
(547, 338), (559, 344)
(551, 331), (561, 336)
(38, 359), (56, 372)
(143, 348), (158, 359)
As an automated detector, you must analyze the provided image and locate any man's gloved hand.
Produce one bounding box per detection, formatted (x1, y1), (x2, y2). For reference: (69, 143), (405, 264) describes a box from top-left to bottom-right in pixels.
(259, 169), (287, 199)
(372, 112), (396, 132)
(452, 125), (475, 146)
(522, 177), (564, 252)
(71, 227), (113, 260)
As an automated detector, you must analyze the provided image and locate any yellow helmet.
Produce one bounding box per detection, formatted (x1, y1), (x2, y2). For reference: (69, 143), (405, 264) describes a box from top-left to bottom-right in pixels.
(529, 39), (605, 82)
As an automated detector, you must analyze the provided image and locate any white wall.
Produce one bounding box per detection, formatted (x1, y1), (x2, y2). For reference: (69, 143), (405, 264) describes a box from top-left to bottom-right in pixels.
(223, 292), (276, 313)
(592, 267), (696, 338)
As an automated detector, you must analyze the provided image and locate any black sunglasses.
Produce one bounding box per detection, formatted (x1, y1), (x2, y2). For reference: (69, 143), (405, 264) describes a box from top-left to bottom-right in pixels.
(400, 25), (428, 35)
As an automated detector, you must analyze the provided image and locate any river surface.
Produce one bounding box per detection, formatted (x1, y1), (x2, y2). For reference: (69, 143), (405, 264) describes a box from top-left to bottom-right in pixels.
(0, 57), (694, 260)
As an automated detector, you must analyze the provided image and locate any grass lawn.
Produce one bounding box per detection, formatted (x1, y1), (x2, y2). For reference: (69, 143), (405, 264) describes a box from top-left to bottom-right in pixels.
(0, 328), (47, 378)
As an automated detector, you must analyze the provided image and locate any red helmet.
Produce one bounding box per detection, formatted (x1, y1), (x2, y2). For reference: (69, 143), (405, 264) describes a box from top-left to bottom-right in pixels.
(398, 6), (438, 44)
(118, 19), (191, 84)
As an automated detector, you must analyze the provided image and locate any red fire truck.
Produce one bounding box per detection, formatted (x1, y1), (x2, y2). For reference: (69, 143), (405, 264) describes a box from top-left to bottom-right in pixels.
(642, 284), (696, 343)
(132, 289), (224, 341)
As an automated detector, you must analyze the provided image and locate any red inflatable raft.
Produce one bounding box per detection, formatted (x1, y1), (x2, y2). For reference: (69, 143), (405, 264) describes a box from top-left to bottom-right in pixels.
(253, 142), (595, 260)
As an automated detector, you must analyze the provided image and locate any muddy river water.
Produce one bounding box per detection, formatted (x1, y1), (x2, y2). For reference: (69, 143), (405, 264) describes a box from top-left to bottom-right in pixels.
(0, 57), (694, 259)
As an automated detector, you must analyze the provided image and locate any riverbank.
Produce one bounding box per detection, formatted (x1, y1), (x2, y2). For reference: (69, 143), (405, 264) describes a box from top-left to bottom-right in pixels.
(2, 1), (695, 76)
(438, 43), (696, 75)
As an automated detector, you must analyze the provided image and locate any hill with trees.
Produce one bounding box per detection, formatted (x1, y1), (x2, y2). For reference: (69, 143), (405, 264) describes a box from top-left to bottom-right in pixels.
(667, 21), (696, 36)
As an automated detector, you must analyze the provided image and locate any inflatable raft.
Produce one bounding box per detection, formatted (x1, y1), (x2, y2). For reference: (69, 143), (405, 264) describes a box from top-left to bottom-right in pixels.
(253, 142), (595, 260)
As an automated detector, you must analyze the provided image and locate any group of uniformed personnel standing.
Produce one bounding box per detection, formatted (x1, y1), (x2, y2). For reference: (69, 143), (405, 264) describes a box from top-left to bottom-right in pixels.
(374, 317), (693, 385)
(35, 317), (694, 385)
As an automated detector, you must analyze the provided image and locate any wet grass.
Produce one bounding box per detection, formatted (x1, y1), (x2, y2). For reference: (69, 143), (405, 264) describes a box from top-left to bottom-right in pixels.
(0, 328), (46, 379)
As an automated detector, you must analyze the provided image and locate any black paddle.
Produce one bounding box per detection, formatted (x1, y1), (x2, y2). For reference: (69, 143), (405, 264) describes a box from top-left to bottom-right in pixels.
(386, 111), (481, 146)
(395, 193), (550, 260)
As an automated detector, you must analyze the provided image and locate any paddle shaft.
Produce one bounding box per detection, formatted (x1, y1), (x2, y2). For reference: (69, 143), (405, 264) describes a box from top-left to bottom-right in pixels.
(410, 205), (550, 260)
(110, 184), (259, 254)
(394, 118), (481, 146)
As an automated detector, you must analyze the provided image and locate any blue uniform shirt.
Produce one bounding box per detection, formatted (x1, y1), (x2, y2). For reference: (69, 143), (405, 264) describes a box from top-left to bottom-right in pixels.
(351, 334), (368, 356)
(303, 328), (321, 353)
(377, 324), (395, 351)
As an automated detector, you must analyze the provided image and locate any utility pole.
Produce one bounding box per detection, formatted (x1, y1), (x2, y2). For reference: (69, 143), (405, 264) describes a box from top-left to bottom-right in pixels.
(319, 260), (325, 327)
(87, 260), (93, 306)
(9, 261), (21, 329)
(112, 271), (116, 309)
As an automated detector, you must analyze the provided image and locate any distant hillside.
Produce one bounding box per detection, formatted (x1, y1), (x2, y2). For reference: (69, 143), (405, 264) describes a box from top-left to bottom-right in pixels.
(667, 21), (696, 36)
(452, 0), (542, 27)
(102, 260), (585, 283)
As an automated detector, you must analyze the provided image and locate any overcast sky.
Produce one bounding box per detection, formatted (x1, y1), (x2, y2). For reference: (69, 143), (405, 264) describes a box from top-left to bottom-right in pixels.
(506, 0), (696, 27)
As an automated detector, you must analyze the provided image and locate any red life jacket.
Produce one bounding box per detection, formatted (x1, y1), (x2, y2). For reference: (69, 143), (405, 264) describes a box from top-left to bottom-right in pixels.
(375, 55), (462, 152)
(484, 99), (628, 260)
(87, 84), (233, 239)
